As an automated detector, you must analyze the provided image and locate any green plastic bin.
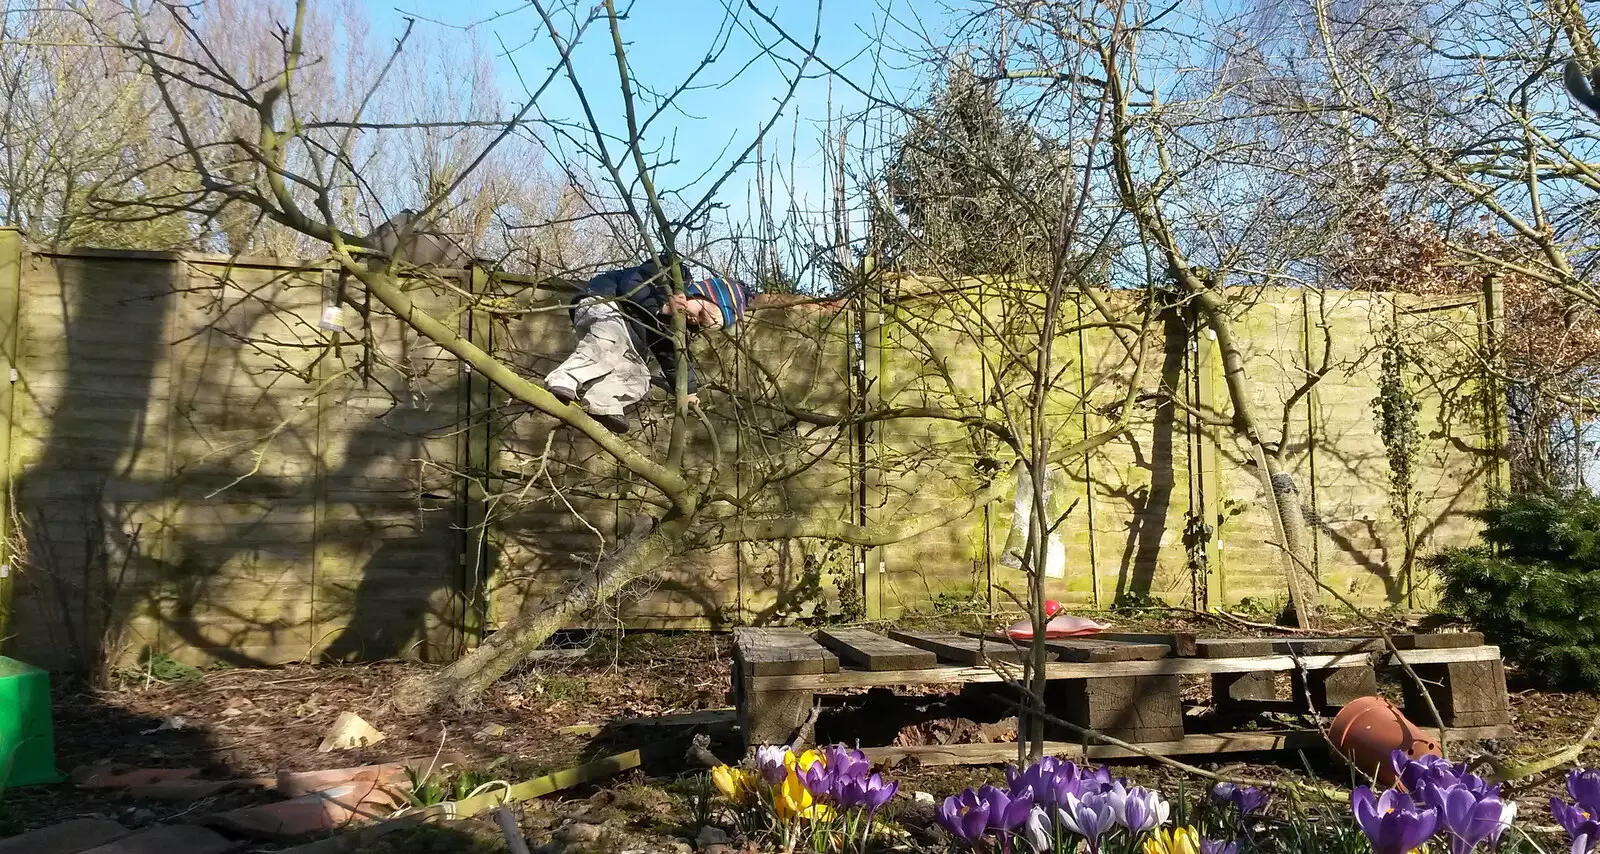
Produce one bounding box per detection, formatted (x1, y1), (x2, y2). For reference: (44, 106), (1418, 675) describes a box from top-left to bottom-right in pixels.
(0, 656), (62, 787)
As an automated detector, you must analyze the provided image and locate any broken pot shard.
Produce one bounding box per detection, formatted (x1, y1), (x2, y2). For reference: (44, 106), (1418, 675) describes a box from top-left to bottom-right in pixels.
(318, 711), (387, 752)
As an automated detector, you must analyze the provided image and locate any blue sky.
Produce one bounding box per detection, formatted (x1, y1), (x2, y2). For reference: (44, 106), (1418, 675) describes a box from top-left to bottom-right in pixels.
(361, 0), (946, 224)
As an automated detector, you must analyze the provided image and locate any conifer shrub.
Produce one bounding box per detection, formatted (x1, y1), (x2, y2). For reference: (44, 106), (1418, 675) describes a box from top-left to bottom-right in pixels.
(1428, 491), (1600, 691)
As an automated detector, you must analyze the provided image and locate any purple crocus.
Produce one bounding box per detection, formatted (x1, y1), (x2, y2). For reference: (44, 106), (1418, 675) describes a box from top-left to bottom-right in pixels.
(940, 790), (993, 843)
(1199, 839), (1239, 854)
(1059, 790), (1117, 854)
(980, 784), (1037, 835)
(1010, 757), (1089, 808)
(1105, 781), (1169, 833)
(822, 745), (871, 780)
(1212, 782), (1268, 815)
(1390, 751), (1462, 795)
(799, 759), (833, 800)
(754, 745), (789, 785)
(1553, 797), (1600, 854)
(1571, 770), (1600, 812)
(1426, 783), (1517, 854)
(837, 772), (899, 813)
(1082, 767), (1114, 793)
(1353, 786), (1440, 854)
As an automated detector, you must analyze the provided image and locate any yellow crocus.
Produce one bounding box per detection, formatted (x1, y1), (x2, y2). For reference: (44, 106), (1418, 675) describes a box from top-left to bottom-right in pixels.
(711, 764), (755, 804)
(1143, 827), (1201, 854)
(773, 764), (834, 822)
(786, 748), (824, 772)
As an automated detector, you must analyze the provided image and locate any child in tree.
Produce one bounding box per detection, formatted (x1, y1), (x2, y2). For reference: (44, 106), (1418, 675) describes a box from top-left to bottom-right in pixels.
(543, 256), (748, 434)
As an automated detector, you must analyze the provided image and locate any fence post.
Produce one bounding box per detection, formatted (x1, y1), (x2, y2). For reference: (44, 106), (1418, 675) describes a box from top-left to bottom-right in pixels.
(861, 258), (885, 619)
(1299, 288), (1323, 579)
(1191, 309), (1225, 608)
(460, 265), (496, 651)
(1479, 274), (1512, 493)
(0, 229), (23, 651)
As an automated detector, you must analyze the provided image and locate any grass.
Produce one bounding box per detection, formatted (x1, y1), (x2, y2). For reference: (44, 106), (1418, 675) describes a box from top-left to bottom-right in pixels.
(540, 674), (589, 701)
(113, 651), (205, 686)
(400, 758), (512, 808)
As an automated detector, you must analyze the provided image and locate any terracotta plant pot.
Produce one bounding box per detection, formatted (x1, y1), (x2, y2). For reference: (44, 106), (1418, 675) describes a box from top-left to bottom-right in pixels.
(1328, 695), (1441, 784)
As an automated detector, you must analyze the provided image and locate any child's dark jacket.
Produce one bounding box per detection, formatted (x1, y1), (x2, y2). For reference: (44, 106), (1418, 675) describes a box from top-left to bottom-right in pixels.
(574, 260), (697, 393)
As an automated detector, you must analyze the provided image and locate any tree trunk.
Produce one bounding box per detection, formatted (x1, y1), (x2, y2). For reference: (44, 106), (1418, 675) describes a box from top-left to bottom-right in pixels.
(1196, 291), (1319, 628)
(394, 522), (683, 712)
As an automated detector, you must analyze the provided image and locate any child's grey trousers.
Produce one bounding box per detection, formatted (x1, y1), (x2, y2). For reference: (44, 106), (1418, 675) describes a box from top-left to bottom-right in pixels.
(544, 297), (651, 417)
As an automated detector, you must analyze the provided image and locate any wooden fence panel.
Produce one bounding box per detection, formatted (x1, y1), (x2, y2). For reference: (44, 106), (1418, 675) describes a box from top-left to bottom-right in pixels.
(8, 252), (178, 669)
(0, 248), (1508, 668)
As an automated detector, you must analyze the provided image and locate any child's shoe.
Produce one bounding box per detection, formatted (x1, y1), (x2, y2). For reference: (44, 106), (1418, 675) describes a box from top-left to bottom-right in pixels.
(545, 382), (578, 406)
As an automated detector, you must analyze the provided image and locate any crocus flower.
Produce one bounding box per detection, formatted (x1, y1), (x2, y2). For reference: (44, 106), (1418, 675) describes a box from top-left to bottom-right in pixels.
(711, 764), (755, 804)
(754, 745), (789, 785)
(1010, 757), (1087, 808)
(1023, 805), (1052, 852)
(822, 744), (871, 780)
(940, 789), (995, 843)
(1553, 797), (1600, 854)
(982, 784), (1037, 834)
(1199, 839), (1238, 854)
(1142, 826), (1200, 854)
(787, 748), (824, 773)
(1081, 767), (1114, 793)
(1106, 782), (1170, 833)
(799, 758), (833, 800)
(1211, 782), (1268, 815)
(1426, 784), (1517, 854)
(1060, 791), (1118, 854)
(1353, 786), (1439, 854)
(1572, 770), (1600, 812)
(773, 760), (833, 822)
(837, 772), (899, 813)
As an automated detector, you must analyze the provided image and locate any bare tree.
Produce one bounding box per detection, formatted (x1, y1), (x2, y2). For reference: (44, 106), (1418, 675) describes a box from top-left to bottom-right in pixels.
(68, 0), (1173, 712)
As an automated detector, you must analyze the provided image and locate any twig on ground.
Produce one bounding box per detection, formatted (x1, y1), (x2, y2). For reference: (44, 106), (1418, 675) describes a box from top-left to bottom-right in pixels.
(686, 733), (722, 769)
(1479, 707), (1600, 784)
(788, 703), (822, 752)
(495, 806), (532, 854)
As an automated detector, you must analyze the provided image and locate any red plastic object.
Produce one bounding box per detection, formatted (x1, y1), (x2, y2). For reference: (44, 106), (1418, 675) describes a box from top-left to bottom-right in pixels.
(1004, 612), (1107, 640)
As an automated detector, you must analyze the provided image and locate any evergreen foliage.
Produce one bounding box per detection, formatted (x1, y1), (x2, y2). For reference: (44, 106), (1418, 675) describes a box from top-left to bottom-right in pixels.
(1429, 491), (1600, 690)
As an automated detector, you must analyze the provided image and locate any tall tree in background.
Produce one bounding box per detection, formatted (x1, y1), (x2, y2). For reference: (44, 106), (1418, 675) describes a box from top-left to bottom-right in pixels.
(875, 58), (1068, 276)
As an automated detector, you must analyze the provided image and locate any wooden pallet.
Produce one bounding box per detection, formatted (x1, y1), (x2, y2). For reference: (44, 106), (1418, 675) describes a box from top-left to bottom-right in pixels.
(730, 626), (1511, 758)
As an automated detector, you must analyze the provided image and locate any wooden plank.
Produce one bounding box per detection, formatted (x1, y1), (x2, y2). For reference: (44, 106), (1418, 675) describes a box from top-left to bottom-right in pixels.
(733, 627), (839, 676)
(755, 645), (1503, 691)
(1201, 634), (1486, 659)
(975, 633), (1170, 662)
(1394, 632), (1485, 650)
(1194, 638), (1274, 658)
(1213, 672), (1278, 709)
(861, 724), (1517, 767)
(1296, 666), (1379, 709)
(1051, 675), (1184, 742)
(1096, 632), (1198, 657)
(1273, 637), (1389, 655)
(886, 629), (1025, 664)
(816, 628), (937, 671)
(1404, 659), (1511, 728)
